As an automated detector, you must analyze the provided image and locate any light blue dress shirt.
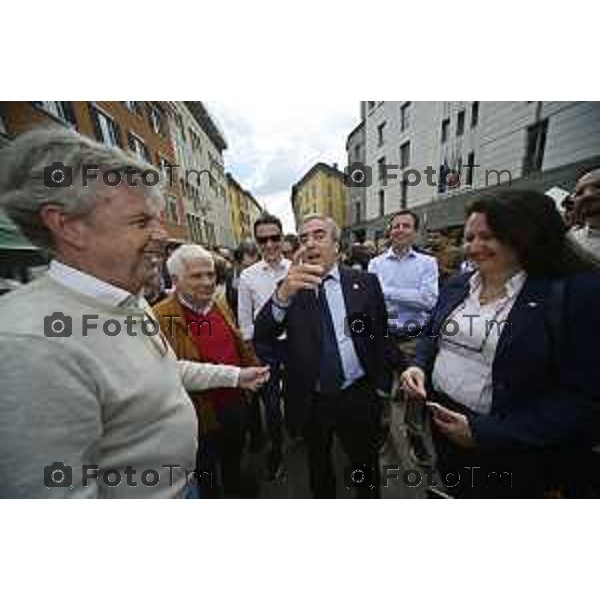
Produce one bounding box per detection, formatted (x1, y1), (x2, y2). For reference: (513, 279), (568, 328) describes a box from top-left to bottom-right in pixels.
(368, 247), (439, 335)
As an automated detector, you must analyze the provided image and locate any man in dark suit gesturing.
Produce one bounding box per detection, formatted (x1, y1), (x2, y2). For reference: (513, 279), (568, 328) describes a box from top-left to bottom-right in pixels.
(254, 214), (395, 498)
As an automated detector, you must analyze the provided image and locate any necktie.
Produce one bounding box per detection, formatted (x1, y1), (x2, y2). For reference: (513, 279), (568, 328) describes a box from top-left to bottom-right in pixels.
(318, 277), (345, 394)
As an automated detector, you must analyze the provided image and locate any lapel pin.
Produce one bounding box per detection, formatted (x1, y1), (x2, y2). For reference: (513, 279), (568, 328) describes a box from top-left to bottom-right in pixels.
(353, 283), (360, 290)
(527, 302), (538, 308)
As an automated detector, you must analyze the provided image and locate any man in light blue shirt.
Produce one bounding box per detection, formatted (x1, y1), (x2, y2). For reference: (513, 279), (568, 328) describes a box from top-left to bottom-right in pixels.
(368, 210), (439, 467)
(368, 210), (439, 340)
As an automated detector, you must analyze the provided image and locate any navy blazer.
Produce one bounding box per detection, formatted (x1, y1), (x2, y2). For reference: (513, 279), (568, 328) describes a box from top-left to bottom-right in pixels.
(254, 265), (396, 430)
(414, 270), (600, 452)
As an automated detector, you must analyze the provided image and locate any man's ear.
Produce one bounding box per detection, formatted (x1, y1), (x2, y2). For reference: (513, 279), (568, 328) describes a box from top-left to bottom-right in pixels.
(39, 204), (89, 250)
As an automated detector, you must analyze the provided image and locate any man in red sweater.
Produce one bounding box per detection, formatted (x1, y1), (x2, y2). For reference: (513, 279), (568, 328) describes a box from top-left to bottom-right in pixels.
(153, 245), (259, 497)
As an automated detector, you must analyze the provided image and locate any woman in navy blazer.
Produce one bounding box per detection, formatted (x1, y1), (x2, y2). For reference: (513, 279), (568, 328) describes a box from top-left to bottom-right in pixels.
(401, 190), (600, 498)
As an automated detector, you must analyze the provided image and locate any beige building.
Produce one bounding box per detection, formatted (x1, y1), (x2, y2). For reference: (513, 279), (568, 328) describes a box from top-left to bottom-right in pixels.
(227, 173), (264, 245)
(291, 163), (348, 230)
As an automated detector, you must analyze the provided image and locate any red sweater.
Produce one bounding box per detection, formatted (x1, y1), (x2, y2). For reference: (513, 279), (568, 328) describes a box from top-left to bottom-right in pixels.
(182, 305), (242, 412)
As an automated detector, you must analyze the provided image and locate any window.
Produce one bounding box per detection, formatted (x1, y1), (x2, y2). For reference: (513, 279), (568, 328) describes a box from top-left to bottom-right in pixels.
(166, 196), (179, 224)
(205, 222), (216, 247)
(378, 157), (386, 181)
(438, 163), (448, 193)
(523, 120), (548, 175)
(90, 106), (121, 147)
(471, 101), (479, 128)
(187, 213), (204, 243)
(32, 101), (76, 126)
(149, 105), (165, 136)
(189, 129), (202, 152)
(354, 143), (362, 162)
(379, 189), (385, 216)
(159, 156), (173, 184)
(354, 202), (361, 224)
(128, 133), (151, 163)
(466, 152), (475, 186)
(377, 122), (386, 147)
(441, 118), (450, 143)
(456, 110), (465, 136)
(124, 101), (142, 114)
(400, 142), (410, 169)
(400, 179), (408, 209)
(400, 102), (411, 132)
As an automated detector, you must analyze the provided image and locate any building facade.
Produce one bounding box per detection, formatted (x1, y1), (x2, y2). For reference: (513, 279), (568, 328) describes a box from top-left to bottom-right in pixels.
(0, 100), (190, 241)
(291, 163), (348, 230)
(346, 120), (367, 242)
(355, 101), (600, 241)
(165, 102), (233, 248)
(227, 173), (264, 245)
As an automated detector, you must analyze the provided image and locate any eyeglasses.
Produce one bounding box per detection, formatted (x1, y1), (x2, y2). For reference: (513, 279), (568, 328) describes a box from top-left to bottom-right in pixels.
(256, 234), (282, 245)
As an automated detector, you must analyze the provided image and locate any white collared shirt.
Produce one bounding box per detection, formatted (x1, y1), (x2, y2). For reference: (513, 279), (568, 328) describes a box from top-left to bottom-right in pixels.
(237, 257), (291, 340)
(177, 293), (213, 316)
(431, 270), (527, 414)
(48, 260), (144, 308)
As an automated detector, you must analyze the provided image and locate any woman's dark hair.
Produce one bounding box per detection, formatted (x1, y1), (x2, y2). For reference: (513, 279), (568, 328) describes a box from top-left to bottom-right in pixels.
(467, 189), (599, 277)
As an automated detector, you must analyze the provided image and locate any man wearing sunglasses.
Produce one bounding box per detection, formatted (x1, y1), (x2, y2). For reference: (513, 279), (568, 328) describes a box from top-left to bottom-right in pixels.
(238, 213), (291, 481)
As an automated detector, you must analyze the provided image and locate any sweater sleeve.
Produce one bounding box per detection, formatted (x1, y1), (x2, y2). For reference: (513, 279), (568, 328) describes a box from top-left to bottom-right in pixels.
(0, 336), (102, 498)
(178, 360), (240, 391)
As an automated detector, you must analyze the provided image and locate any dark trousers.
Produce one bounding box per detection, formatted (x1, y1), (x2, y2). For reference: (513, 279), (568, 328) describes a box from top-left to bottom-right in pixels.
(197, 402), (248, 498)
(214, 402), (248, 496)
(255, 340), (285, 462)
(303, 378), (382, 499)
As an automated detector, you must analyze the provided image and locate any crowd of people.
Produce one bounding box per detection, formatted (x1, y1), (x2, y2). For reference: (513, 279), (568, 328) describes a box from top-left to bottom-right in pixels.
(1, 126), (599, 498)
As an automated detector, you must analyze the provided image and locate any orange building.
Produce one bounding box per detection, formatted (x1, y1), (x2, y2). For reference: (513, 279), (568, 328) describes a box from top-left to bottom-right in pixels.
(0, 101), (189, 241)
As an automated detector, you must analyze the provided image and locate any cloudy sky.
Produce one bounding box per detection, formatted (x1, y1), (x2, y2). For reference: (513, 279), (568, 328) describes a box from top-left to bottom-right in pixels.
(207, 101), (361, 233)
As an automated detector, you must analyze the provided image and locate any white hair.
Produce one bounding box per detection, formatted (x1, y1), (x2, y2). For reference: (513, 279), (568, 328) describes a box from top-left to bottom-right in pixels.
(301, 213), (341, 242)
(166, 244), (214, 279)
(0, 126), (164, 250)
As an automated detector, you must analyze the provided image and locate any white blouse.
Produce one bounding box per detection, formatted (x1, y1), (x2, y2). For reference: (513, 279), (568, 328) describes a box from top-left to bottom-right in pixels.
(431, 270), (526, 414)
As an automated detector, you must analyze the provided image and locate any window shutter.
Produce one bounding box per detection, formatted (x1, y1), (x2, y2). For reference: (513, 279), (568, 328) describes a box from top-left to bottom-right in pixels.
(61, 102), (77, 127)
(88, 103), (103, 142)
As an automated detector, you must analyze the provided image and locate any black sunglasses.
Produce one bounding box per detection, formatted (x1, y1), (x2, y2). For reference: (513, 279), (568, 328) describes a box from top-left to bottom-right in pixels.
(256, 234), (282, 244)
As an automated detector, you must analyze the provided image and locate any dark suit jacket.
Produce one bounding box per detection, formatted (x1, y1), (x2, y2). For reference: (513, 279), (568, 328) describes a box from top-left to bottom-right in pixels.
(254, 265), (396, 430)
(414, 270), (600, 453)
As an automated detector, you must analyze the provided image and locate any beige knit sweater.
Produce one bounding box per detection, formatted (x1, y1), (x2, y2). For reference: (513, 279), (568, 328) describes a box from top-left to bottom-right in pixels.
(0, 276), (240, 498)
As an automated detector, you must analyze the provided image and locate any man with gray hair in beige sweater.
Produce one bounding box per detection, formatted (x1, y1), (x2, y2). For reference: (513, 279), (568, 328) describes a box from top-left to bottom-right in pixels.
(0, 127), (269, 499)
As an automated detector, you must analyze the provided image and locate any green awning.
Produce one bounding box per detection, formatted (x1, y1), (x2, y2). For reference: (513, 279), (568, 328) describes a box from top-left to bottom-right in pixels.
(0, 209), (39, 251)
